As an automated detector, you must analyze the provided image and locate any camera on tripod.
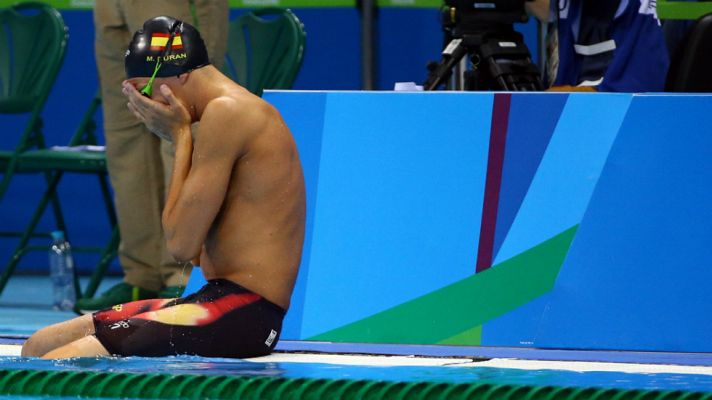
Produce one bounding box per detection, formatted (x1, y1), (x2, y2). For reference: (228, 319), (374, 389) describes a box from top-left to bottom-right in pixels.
(424, 0), (543, 91)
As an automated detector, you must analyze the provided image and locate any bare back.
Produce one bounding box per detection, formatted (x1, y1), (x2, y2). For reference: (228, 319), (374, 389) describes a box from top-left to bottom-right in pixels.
(191, 84), (305, 309)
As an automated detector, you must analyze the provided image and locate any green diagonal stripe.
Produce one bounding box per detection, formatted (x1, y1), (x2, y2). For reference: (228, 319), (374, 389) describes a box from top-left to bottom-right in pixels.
(309, 225), (578, 344)
(438, 325), (482, 345)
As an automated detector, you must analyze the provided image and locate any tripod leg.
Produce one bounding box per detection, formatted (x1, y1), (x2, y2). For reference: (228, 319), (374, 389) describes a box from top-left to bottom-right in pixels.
(424, 39), (469, 91)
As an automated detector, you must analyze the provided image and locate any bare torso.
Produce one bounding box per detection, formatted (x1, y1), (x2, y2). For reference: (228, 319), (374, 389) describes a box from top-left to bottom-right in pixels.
(194, 85), (305, 309)
(23, 65), (307, 361)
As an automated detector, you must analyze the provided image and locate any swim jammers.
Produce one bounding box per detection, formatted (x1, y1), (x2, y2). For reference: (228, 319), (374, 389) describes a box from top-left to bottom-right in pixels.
(93, 279), (285, 358)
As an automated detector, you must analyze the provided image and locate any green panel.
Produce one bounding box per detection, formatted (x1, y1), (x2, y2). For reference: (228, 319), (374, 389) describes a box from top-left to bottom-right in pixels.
(658, 0), (712, 20)
(310, 226), (578, 344)
(0, 0), (444, 9)
(228, 0), (354, 7)
(438, 325), (482, 346)
(0, 0), (94, 9)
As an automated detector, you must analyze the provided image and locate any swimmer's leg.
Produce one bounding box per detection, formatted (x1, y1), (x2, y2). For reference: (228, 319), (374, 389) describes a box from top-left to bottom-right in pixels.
(23, 298), (171, 358)
(42, 335), (109, 359)
(22, 314), (99, 357)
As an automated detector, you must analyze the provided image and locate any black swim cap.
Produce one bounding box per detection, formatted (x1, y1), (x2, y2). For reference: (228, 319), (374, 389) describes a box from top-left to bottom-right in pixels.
(125, 16), (210, 79)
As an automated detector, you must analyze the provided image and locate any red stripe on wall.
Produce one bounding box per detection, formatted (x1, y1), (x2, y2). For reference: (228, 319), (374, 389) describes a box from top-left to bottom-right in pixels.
(476, 93), (512, 273)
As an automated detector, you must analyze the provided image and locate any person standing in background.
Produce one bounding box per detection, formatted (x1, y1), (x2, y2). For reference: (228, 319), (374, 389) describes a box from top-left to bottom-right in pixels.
(77, 0), (229, 312)
(529, 0), (669, 92)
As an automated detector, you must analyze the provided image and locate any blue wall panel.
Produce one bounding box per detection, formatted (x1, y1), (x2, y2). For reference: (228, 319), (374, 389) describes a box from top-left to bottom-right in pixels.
(263, 91), (328, 339)
(493, 93), (568, 260)
(482, 293), (553, 347)
(535, 95), (712, 352)
(482, 93), (631, 348)
(260, 92), (712, 352)
(276, 8), (362, 90)
(377, 8), (443, 90)
(493, 93), (631, 265)
(298, 92), (493, 338)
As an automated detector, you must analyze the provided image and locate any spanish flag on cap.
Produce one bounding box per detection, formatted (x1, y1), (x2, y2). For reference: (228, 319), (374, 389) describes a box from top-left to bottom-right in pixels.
(149, 33), (183, 51)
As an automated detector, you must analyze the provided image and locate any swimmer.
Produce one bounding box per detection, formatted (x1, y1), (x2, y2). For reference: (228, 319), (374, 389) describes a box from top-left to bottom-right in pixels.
(22, 16), (306, 359)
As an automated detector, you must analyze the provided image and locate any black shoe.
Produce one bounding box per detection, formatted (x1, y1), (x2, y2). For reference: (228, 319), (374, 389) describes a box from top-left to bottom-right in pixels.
(158, 285), (185, 298)
(75, 282), (157, 314)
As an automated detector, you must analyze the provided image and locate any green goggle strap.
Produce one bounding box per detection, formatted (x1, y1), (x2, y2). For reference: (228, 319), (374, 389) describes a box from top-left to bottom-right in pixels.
(140, 58), (163, 97)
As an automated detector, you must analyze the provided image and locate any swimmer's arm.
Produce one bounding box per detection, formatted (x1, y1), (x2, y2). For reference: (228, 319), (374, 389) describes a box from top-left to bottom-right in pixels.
(163, 128), (197, 261)
(162, 96), (250, 262)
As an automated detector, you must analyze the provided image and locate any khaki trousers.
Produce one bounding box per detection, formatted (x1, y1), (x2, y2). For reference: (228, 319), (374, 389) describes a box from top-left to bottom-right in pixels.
(94, 0), (228, 291)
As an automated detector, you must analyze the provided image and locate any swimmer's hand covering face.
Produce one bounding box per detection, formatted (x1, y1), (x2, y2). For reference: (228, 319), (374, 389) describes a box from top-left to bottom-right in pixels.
(123, 83), (192, 143)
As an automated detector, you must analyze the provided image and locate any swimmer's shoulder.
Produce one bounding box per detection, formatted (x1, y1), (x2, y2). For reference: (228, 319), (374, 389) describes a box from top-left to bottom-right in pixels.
(199, 91), (279, 153)
(204, 90), (275, 128)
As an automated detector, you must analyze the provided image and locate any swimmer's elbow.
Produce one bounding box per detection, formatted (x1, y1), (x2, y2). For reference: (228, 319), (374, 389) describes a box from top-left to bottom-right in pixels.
(162, 211), (203, 262)
(166, 236), (200, 263)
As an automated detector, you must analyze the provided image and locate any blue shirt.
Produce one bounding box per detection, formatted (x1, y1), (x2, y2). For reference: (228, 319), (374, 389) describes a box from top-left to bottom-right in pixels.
(553, 0), (670, 92)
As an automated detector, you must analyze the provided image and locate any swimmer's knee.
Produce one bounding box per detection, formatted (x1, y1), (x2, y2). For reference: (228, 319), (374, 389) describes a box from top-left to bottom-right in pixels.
(22, 315), (96, 358)
(21, 330), (46, 357)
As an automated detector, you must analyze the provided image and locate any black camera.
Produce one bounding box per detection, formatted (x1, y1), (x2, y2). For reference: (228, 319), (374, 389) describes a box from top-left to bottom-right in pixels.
(424, 0), (542, 91)
(444, 0), (530, 30)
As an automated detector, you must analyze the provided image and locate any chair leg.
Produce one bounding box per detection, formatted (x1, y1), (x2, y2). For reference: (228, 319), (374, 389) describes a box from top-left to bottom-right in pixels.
(98, 174), (117, 226)
(0, 173), (63, 297)
(0, 158), (20, 201)
(82, 225), (120, 299)
(80, 173), (120, 299)
(46, 171), (68, 235)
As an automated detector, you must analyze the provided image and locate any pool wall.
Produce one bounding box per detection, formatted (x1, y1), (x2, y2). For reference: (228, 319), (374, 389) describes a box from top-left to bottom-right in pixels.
(255, 91), (712, 354)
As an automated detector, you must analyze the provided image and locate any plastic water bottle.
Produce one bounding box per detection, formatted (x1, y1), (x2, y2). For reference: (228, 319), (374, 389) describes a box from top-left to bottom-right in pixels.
(49, 231), (76, 310)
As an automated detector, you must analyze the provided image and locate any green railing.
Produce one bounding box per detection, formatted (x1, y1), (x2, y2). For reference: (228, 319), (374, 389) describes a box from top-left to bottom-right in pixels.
(3, 0), (711, 17)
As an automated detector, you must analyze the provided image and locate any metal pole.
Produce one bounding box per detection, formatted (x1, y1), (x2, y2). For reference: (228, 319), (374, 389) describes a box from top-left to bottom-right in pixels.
(538, 19), (547, 82)
(359, 0), (376, 90)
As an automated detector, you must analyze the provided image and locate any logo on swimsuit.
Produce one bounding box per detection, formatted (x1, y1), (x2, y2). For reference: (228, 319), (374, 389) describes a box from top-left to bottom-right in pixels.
(112, 304), (123, 312)
(110, 321), (130, 330)
(265, 329), (277, 347)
